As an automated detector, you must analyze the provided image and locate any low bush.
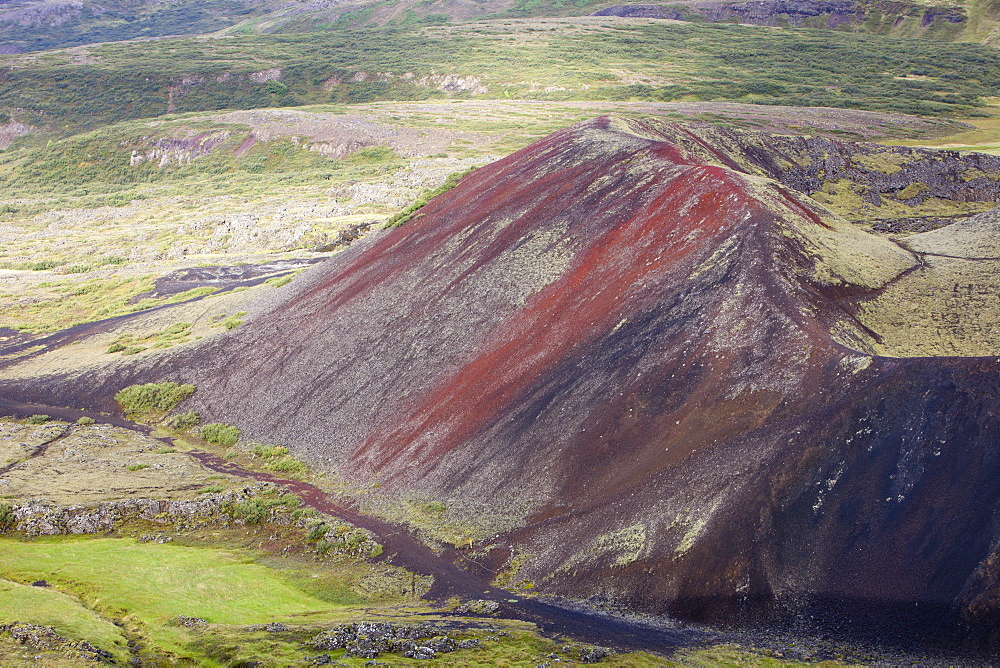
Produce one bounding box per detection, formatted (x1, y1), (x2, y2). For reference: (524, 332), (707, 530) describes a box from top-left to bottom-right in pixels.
(0, 502), (15, 531)
(266, 458), (308, 477)
(201, 423), (239, 446)
(230, 492), (300, 524)
(115, 382), (195, 419)
(385, 168), (474, 228)
(164, 411), (200, 430)
(250, 443), (309, 477)
(25, 415), (50, 424)
(250, 443), (287, 459)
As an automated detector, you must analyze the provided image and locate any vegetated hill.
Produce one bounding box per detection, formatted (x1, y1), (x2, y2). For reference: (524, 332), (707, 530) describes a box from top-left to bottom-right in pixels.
(2, 0), (997, 51)
(0, 0), (282, 53)
(254, 0), (1000, 43)
(588, 0), (1000, 42)
(4, 19), (1000, 135)
(10, 116), (1000, 651)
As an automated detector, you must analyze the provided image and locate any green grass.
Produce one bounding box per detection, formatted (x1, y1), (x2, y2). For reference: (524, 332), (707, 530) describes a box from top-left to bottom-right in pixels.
(0, 535), (846, 665)
(0, 537), (348, 659)
(0, 275), (191, 334)
(114, 381), (196, 420)
(201, 422), (240, 446)
(386, 166), (475, 227)
(0, 577), (131, 662)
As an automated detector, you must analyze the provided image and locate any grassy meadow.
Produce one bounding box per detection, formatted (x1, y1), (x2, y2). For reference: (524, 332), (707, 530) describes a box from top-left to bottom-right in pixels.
(0, 534), (700, 665)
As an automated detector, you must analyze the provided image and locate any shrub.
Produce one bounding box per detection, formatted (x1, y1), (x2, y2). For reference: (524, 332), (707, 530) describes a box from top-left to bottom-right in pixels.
(212, 312), (246, 330)
(164, 410), (200, 430)
(230, 492), (299, 524)
(161, 322), (191, 336)
(25, 414), (50, 424)
(201, 423), (239, 446)
(0, 502), (15, 531)
(278, 493), (301, 509)
(385, 167), (474, 228)
(251, 443), (287, 459)
(231, 497), (272, 524)
(126, 463), (150, 471)
(266, 458), (308, 477)
(115, 382), (195, 419)
(424, 500), (446, 514)
(250, 443), (308, 477)
(306, 522), (329, 540)
(76, 416), (95, 425)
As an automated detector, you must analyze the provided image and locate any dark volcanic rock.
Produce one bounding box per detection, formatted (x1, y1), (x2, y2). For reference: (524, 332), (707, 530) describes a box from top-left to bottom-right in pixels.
(593, 5), (677, 18)
(593, 0), (966, 31)
(699, 0), (861, 26)
(6, 116), (1000, 650)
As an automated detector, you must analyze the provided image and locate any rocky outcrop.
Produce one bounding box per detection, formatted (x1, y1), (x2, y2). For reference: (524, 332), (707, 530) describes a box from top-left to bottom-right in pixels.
(698, 0), (861, 26)
(310, 622), (499, 662)
(593, 5), (677, 18)
(591, 0), (966, 31)
(0, 118), (37, 150)
(129, 131), (232, 167)
(1, 622), (115, 663)
(11, 484), (271, 536)
(333, 70), (489, 95)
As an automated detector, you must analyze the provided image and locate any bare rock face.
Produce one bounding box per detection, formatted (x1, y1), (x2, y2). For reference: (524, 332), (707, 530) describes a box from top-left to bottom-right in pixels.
(593, 5), (677, 18)
(7, 116), (1000, 650)
(10, 486), (267, 536)
(591, 0), (965, 31)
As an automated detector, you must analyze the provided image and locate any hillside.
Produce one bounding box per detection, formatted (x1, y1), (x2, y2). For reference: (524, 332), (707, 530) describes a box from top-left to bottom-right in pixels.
(6, 117), (1000, 651)
(0, 0), (281, 53)
(3, 0), (1000, 52)
(4, 17), (1000, 137)
(251, 0), (1000, 44)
